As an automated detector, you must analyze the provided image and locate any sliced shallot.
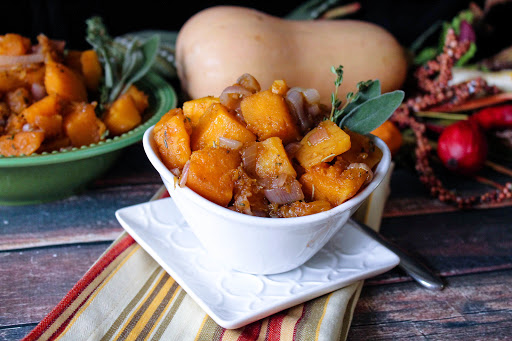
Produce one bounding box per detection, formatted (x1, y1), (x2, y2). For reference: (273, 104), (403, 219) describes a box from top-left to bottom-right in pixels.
(284, 142), (301, 158)
(179, 161), (191, 187)
(31, 83), (46, 101)
(218, 136), (243, 150)
(264, 180), (304, 204)
(237, 73), (261, 93)
(219, 85), (252, 111)
(242, 142), (259, 176)
(286, 88), (312, 133)
(0, 53), (44, 67)
(307, 125), (329, 146)
(348, 163), (374, 185)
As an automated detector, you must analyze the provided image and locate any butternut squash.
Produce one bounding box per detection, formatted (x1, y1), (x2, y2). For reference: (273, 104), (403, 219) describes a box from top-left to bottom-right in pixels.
(63, 102), (106, 147)
(0, 34), (31, 55)
(176, 6), (407, 105)
(182, 96), (220, 128)
(295, 120), (351, 169)
(185, 146), (241, 207)
(103, 92), (141, 136)
(44, 61), (87, 102)
(21, 95), (62, 138)
(0, 131), (44, 156)
(240, 89), (300, 144)
(191, 102), (256, 150)
(254, 137), (296, 180)
(153, 108), (192, 170)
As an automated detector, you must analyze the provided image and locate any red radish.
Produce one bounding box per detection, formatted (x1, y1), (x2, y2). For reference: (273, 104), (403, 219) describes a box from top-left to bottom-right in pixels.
(437, 120), (488, 175)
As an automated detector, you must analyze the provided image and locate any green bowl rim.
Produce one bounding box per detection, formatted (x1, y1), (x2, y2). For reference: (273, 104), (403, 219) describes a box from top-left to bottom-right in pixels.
(0, 72), (176, 167)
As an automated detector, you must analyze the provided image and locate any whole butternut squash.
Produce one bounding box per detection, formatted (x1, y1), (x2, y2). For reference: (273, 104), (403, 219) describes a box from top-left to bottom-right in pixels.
(176, 6), (408, 104)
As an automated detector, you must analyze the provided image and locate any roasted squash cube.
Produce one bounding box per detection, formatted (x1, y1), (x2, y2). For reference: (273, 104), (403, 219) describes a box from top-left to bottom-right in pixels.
(21, 95), (62, 137)
(240, 89), (300, 144)
(339, 129), (383, 169)
(0, 131), (44, 156)
(64, 102), (106, 147)
(255, 136), (296, 179)
(125, 85), (149, 113)
(295, 120), (351, 169)
(300, 162), (369, 206)
(0, 34), (31, 55)
(185, 147), (241, 207)
(182, 96), (220, 128)
(270, 80), (289, 96)
(45, 62), (87, 102)
(103, 92), (141, 136)
(191, 102), (256, 151)
(80, 50), (103, 92)
(153, 108), (192, 171)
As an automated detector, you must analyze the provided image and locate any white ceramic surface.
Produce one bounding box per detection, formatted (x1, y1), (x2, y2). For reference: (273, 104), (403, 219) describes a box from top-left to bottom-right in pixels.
(143, 126), (391, 274)
(116, 197), (399, 329)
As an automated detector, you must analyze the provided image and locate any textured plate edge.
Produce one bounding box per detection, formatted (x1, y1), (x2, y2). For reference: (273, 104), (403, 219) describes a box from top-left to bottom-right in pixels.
(115, 198), (400, 329)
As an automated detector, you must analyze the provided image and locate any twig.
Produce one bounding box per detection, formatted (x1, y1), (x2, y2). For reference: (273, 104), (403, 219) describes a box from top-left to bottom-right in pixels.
(485, 160), (512, 177)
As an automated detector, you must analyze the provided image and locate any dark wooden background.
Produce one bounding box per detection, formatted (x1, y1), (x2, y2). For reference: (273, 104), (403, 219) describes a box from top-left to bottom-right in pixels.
(1, 1), (512, 340)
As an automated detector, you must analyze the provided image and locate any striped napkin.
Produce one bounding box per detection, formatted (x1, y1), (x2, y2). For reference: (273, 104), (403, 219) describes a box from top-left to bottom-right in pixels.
(23, 165), (393, 341)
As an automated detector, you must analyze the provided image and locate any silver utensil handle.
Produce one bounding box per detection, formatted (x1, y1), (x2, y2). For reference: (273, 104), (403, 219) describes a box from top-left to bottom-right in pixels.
(350, 219), (445, 290)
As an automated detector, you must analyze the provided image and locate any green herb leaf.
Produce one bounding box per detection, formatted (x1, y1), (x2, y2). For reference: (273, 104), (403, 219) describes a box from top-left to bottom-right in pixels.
(340, 90), (405, 134)
(85, 16), (160, 112)
(455, 42), (477, 67)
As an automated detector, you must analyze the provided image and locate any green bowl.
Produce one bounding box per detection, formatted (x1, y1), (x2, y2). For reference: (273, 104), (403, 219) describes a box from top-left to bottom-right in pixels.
(0, 72), (176, 205)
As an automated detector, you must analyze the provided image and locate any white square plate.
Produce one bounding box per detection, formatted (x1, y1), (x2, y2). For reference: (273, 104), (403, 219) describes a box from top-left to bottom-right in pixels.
(116, 197), (399, 329)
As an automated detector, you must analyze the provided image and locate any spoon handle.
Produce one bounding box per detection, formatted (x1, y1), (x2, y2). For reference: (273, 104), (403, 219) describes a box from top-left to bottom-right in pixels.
(350, 219), (445, 291)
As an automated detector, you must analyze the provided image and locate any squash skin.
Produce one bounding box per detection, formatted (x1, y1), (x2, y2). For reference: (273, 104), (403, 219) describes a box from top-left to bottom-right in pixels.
(176, 6), (408, 104)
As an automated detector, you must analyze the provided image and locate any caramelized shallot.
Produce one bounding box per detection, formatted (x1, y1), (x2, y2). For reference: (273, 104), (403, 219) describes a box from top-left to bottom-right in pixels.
(179, 161), (190, 187)
(218, 136), (243, 150)
(219, 85), (252, 111)
(237, 73), (261, 93)
(264, 179), (304, 204)
(0, 53), (44, 66)
(348, 163), (374, 185)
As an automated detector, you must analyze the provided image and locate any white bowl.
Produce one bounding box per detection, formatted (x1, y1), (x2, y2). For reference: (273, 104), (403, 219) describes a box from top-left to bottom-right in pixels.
(143, 126), (391, 275)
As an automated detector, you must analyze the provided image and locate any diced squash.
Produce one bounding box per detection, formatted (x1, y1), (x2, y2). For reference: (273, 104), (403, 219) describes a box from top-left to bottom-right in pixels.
(0, 66), (45, 92)
(182, 96), (220, 128)
(5, 113), (26, 134)
(64, 50), (83, 74)
(255, 136), (296, 179)
(270, 79), (289, 96)
(0, 34), (31, 55)
(278, 200), (332, 218)
(103, 92), (141, 136)
(240, 89), (300, 144)
(295, 120), (351, 169)
(185, 147), (241, 207)
(339, 128), (383, 169)
(45, 61), (87, 102)
(191, 102), (256, 150)
(21, 95), (62, 137)
(63, 102), (105, 147)
(6, 88), (32, 114)
(300, 162), (370, 206)
(124, 85), (149, 113)
(153, 108), (192, 170)
(0, 131), (44, 156)
(80, 50), (102, 92)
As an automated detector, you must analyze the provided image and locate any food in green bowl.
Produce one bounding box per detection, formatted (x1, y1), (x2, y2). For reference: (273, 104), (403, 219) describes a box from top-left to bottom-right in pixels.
(0, 72), (176, 205)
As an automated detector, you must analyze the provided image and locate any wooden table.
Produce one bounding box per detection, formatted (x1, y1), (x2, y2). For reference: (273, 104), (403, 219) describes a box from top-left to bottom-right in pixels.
(1, 142), (511, 341)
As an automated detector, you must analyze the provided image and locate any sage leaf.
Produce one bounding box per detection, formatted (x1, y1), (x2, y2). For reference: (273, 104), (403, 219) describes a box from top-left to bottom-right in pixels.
(341, 90), (404, 134)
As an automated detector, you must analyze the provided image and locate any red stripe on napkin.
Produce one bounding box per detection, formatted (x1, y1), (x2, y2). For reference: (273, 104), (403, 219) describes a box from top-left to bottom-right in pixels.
(22, 235), (136, 341)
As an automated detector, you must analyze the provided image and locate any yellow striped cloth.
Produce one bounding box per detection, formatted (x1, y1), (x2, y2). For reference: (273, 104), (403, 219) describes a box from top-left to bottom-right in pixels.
(23, 164), (392, 341)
